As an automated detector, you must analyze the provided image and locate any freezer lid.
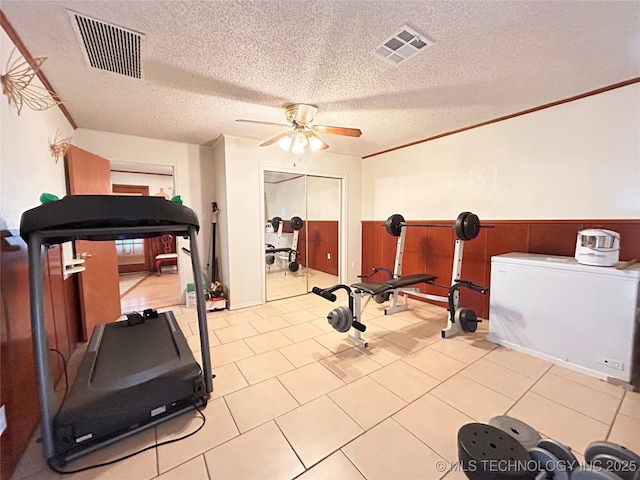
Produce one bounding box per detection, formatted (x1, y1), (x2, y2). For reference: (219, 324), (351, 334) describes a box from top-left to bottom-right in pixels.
(491, 252), (640, 279)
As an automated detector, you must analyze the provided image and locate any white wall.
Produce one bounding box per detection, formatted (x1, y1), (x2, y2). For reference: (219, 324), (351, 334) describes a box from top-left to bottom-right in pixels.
(0, 30), (73, 230)
(265, 176), (306, 221)
(222, 135), (361, 309)
(73, 129), (215, 294)
(307, 176), (340, 221)
(265, 175), (340, 222)
(362, 84), (640, 221)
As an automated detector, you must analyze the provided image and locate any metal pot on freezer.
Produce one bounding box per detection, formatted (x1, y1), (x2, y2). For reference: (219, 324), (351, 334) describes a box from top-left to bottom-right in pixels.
(575, 229), (620, 267)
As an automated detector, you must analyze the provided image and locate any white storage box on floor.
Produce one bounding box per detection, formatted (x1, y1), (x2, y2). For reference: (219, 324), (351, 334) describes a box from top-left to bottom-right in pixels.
(488, 252), (640, 384)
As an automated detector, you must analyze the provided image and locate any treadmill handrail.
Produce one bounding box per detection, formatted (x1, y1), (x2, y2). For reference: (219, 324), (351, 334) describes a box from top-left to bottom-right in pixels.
(27, 224), (194, 245)
(20, 195), (200, 241)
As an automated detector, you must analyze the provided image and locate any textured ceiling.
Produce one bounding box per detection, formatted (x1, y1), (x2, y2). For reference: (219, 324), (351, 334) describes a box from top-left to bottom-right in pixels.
(2, 1), (639, 158)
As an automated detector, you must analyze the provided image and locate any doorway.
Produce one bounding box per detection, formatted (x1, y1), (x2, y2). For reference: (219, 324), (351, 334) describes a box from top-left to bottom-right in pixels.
(263, 171), (341, 302)
(111, 163), (181, 311)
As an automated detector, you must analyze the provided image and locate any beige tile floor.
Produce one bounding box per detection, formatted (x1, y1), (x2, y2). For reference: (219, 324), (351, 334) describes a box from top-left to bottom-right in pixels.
(11, 294), (640, 480)
(266, 266), (338, 301)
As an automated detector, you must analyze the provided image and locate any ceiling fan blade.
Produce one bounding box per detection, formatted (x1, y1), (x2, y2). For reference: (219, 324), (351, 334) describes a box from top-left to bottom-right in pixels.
(259, 131), (291, 147)
(313, 125), (362, 137)
(236, 119), (291, 128)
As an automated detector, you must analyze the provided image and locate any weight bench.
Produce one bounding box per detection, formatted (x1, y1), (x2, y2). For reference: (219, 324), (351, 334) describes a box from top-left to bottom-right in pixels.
(352, 273), (437, 299)
(313, 210), (489, 345)
(312, 273), (437, 347)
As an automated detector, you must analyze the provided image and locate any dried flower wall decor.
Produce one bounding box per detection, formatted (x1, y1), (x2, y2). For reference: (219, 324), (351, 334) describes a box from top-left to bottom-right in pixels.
(1, 48), (63, 115)
(49, 129), (72, 163)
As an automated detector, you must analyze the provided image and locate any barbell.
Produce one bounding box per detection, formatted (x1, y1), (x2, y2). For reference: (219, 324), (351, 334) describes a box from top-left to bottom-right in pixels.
(271, 216), (305, 231)
(385, 211), (492, 241)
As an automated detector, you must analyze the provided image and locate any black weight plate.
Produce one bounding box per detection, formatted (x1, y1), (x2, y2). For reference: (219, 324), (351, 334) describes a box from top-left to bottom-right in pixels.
(271, 216), (282, 230)
(374, 293), (386, 304)
(266, 254), (275, 265)
(457, 423), (533, 480)
(455, 212), (471, 240)
(489, 416), (541, 450)
(290, 216), (304, 230)
(537, 439), (579, 472)
(464, 213), (480, 240)
(385, 214), (405, 237)
(457, 308), (478, 333)
(288, 261), (299, 272)
(590, 453), (639, 480)
(585, 441), (640, 467)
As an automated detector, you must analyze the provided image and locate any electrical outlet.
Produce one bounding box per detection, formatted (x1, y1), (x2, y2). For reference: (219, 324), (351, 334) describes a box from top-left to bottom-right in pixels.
(598, 356), (623, 371)
(327, 253), (331, 260)
(0, 405), (6, 436)
(351, 261), (355, 269)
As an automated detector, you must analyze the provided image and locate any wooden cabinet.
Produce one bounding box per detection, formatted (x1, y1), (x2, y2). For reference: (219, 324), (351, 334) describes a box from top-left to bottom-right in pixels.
(0, 231), (80, 480)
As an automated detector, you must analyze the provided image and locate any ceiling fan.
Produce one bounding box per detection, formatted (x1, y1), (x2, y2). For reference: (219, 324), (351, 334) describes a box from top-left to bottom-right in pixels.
(236, 104), (362, 154)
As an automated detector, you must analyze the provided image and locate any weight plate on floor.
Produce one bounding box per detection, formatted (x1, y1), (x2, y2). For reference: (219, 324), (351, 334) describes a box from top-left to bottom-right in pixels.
(456, 308), (479, 333)
(266, 254), (275, 265)
(528, 447), (570, 480)
(288, 261), (299, 272)
(590, 453), (639, 480)
(585, 441), (640, 468)
(290, 216), (304, 230)
(537, 439), (579, 472)
(458, 423), (532, 480)
(385, 214), (405, 237)
(489, 416), (541, 450)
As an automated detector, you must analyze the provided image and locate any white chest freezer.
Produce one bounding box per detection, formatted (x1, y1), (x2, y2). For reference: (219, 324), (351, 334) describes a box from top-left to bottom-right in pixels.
(488, 253), (640, 384)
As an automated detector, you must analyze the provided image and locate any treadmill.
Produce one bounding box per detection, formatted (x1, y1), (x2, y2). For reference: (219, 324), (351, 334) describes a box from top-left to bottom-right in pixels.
(20, 194), (214, 465)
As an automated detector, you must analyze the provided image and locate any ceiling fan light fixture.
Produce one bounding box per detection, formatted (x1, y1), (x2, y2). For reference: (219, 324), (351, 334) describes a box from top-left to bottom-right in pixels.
(294, 130), (308, 146)
(277, 133), (293, 152)
(308, 132), (328, 151)
(241, 104), (361, 152)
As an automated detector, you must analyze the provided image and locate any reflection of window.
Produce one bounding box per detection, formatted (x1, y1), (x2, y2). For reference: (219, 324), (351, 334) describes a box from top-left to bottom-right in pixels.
(115, 239), (145, 264)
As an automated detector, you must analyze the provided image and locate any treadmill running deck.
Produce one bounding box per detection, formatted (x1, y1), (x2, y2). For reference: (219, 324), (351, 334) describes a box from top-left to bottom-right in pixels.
(53, 311), (206, 460)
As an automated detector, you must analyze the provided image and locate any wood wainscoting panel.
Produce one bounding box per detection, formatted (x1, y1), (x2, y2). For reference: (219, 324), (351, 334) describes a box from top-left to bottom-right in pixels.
(306, 221), (339, 276)
(399, 225), (428, 285)
(529, 222), (582, 257)
(424, 226), (455, 298)
(589, 222), (640, 260)
(361, 222), (385, 282)
(459, 228), (489, 319)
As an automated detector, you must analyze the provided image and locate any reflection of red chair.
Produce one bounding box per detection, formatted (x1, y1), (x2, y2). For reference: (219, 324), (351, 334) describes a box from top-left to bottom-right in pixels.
(155, 234), (178, 276)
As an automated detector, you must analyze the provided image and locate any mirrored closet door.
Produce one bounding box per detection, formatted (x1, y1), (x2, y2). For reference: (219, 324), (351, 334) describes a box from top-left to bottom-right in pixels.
(264, 171), (341, 302)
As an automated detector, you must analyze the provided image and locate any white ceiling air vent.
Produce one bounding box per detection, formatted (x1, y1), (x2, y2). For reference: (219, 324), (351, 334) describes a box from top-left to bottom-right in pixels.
(371, 24), (434, 66)
(68, 10), (145, 79)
